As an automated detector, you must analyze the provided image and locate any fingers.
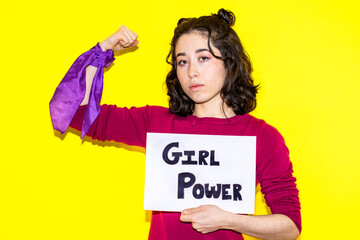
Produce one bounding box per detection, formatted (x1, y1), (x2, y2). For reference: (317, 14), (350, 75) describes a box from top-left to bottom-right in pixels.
(121, 25), (137, 40)
(180, 213), (191, 222)
(180, 208), (210, 234)
(180, 207), (194, 222)
(180, 205), (223, 234)
(180, 206), (203, 222)
(100, 25), (139, 52)
(117, 25), (138, 49)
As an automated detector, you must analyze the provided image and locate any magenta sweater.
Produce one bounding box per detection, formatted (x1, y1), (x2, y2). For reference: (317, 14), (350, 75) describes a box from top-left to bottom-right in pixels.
(69, 104), (301, 239)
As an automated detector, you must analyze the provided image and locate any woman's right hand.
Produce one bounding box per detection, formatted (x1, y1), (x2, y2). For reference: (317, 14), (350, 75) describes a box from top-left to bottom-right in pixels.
(99, 25), (139, 52)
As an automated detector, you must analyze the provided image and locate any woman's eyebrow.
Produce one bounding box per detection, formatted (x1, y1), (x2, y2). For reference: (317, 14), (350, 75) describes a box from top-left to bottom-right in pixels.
(176, 52), (186, 58)
(176, 49), (210, 58)
(195, 48), (210, 53)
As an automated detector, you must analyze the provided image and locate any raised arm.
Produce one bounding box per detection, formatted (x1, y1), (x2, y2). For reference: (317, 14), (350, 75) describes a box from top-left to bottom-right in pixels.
(81, 26), (139, 106)
(50, 26), (138, 137)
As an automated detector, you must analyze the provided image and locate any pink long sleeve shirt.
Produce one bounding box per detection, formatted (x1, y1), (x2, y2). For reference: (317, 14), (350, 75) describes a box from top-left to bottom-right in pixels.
(69, 104), (301, 240)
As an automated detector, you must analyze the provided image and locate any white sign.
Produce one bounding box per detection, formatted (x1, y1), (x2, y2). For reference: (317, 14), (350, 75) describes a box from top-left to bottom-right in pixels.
(144, 133), (256, 214)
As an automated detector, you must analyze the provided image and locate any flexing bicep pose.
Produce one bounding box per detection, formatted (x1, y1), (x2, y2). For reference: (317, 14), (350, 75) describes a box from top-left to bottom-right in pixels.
(50, 9), (301, 240)
(81, 26), (139, 106)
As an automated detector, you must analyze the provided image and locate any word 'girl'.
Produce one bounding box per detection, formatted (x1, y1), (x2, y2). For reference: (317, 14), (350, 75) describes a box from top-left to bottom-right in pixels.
(162, 142), (220, 166)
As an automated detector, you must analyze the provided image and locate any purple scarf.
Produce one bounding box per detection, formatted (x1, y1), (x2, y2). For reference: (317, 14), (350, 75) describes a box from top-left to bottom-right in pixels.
(49, 43), (115, 138)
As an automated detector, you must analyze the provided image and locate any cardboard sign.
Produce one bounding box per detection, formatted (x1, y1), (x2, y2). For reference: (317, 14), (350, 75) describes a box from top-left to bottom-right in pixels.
(144, 133), (256, 214)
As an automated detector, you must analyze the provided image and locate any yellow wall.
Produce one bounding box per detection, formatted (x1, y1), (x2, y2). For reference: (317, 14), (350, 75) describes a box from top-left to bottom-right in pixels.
(1, 0), (360, 239)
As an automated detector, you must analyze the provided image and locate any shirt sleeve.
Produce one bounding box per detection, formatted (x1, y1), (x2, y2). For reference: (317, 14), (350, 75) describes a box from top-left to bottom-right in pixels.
(256, 125), (302, 233)
(69, 104), (150, 148)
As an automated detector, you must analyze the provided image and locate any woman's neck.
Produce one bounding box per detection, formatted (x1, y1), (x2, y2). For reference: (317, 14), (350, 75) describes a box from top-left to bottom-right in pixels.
(193, 102), (235, 118)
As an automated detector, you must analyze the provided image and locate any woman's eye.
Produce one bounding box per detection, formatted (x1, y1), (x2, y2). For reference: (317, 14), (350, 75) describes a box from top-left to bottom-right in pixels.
(178, 60), (187, 66)
(199, 56), (209, 62)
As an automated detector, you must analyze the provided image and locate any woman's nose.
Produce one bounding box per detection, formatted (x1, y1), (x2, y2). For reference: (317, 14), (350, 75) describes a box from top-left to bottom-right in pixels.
(188, 62), (199, 78)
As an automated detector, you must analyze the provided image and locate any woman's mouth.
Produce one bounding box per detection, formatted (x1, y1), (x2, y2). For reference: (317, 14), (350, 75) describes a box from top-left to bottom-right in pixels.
(189, 84), (204, 92)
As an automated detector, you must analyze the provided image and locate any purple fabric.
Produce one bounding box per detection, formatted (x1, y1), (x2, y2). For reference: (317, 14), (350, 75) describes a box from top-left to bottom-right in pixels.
(49, 43), (115, 138)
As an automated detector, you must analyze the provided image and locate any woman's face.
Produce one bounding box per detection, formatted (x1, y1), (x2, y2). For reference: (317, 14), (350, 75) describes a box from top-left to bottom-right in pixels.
(175, 32), (226, 109)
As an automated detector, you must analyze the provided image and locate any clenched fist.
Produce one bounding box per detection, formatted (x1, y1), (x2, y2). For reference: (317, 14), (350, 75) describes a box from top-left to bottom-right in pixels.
(100, 25), (139, 52)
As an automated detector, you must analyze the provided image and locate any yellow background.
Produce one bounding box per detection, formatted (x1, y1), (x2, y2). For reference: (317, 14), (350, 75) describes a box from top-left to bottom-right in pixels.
(1, 0), (360, 239)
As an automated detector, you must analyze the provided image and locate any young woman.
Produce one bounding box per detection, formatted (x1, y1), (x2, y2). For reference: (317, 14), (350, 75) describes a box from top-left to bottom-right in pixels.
(50, 9), (301, 240)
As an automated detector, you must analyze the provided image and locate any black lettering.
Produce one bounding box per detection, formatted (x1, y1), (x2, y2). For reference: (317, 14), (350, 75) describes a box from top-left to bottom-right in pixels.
(172, 152), (182, 161)
(182, 151), (197, 165)
(222, 184), (231, 200)
(204, 183), (221, 199)
(199, 151), (209, 165)
(233, 184), (242, 201)
(162, 142), (181, 165)
(192, 184), (204, 199)
(210, 150), (220, 166)
(177, 172), (196, 199)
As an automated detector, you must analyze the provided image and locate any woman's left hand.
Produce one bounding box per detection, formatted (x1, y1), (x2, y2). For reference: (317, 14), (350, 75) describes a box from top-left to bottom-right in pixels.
(180, 205), (233, 234)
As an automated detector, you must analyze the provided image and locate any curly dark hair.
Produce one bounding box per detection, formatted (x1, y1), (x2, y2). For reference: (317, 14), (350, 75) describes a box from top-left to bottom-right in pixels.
(165, 8), (259, 117)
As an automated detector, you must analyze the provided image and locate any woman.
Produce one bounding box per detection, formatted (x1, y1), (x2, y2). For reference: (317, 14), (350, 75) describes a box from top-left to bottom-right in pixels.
(50, 9), (301, 240)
